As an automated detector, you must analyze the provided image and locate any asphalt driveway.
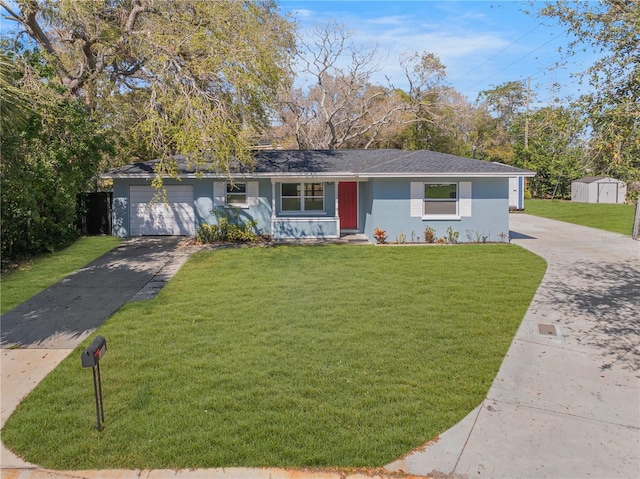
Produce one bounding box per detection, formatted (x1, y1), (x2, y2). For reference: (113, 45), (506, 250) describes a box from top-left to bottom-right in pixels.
(1, 237), (189, 349)
(1, 237), (196, 468)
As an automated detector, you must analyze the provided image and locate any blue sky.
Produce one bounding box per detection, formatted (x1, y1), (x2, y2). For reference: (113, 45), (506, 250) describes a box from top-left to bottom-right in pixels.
(278, 0), (592, 106)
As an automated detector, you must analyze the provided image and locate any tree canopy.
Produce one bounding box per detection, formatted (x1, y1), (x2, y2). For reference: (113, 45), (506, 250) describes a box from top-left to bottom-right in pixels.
(1, 0), (638, 262)
(2, 0), (296, 172)
(0, 0), (295, 262)
(538, 0), (639, 185)
(1, 50), (112, 261)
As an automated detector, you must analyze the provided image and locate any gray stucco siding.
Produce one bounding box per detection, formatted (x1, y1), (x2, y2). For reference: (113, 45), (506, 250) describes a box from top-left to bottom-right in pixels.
(208, 179), (273, 235)
(111, 175), (511, 242)
(272, 217), (339, 239)
(194, 179), (339, 238)
(362, 177), (510, 243)
(271, 181), (338, 239)
(193, 180), (214, 229)
(112, 178), (213, 237)
(111, 180), (129, 237)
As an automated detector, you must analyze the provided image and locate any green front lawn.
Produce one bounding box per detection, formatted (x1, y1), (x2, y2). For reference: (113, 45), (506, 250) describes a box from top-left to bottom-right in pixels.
(2, 244), (546, 469)
(524, 199), (636, 236)
(1, 236), (122, 314)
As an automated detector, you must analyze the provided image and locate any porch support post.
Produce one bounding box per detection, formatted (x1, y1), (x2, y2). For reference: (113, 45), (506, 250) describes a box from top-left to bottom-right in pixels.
(335, 182), (340, 232)
(271, 179), (277, 235)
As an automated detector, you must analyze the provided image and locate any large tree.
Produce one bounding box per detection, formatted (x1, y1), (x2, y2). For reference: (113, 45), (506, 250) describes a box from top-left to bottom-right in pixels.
(0, 0), (295, 260)
(275, 22), (450, 150)
(1, 50), (112, 261)
(395, 86), (476, 156)
(477, 80), (529, 129)
(538, 0), (639, 191)
(0, 52), (31, 133)
(277, 21), (405, 150)
(471, 81), (531, 164)
(511, 105), (586, 199)
(1, 0), (296, 172)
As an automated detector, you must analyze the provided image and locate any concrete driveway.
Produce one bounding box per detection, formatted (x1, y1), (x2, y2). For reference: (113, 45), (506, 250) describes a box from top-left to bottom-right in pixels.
(388, 214), (640, 478)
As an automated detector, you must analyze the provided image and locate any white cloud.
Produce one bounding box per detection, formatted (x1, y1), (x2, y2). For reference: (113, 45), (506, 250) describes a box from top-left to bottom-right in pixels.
(343, 19), (515, 91)
(288, 8), (314, 19)
(285, 1), (578, 100)
(366, 15), (409, 26)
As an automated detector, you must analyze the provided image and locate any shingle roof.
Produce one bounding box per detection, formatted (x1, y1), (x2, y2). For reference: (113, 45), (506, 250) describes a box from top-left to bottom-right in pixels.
(104, 149), (535, 178)
(573, 176), (621, 183)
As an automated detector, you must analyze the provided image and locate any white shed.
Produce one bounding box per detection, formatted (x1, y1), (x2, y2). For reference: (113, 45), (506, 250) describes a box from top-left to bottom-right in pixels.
(509, 176), (525, 210)
(571, 177), (627, 204)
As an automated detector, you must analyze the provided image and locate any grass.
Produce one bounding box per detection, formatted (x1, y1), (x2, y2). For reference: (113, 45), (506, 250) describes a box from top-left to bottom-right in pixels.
(1, 236), (121, 314)
(2, 244), (546, 469)
(523, 199), (637, 236)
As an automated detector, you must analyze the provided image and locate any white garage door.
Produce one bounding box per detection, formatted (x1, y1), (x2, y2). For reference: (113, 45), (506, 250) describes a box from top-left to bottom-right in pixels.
(130, 185), (195, 236)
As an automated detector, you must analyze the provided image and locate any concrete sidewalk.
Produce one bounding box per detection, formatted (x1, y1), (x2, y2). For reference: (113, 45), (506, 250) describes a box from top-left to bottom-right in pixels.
(387, 214), (640, 478)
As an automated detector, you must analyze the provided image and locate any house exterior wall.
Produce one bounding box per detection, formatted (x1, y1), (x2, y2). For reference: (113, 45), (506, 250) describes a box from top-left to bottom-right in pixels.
(357, 181), (371, 233)
(112, 180), (129, 237)
(112, 178), (214, 237)
(112, 178), (339, 239)
(362, 177), (510, 243)
(271, 181), (338, 239)
(209, 179), (273, 234)
(113, 177), (510, 242)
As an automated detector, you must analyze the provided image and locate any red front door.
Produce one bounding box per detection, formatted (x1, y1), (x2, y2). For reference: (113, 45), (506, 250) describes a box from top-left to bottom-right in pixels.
(338, 182), (358, 230)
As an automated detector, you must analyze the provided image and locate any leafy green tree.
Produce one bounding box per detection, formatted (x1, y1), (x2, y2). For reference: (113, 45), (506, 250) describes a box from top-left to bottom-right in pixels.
(0, 52), (31, 133)
(511, 106), (586, 198)
(472, 81), (531, 164)
(466, 103), (513, 163)
(477, 80), (528, 129)
(0, 0), (295, 261)
(1, 0), (295, 172)
(538, 0), (639, 191)
(395, 87), (474, 156)
(1, 51), (112, 261)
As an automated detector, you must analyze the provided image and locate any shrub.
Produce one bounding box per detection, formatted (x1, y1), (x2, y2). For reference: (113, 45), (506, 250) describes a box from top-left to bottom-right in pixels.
(373, 227), (387, 244)
(424, 226), (436, 243)
(445, 226), (459, 244)
(196, 209), (261, 243)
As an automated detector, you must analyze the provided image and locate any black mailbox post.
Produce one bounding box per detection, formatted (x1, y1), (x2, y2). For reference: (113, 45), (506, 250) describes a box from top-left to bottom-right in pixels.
(81, 336), (107, 431)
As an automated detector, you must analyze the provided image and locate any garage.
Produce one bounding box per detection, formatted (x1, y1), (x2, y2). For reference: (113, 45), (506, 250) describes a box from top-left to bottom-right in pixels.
(130, 185), (195, 236)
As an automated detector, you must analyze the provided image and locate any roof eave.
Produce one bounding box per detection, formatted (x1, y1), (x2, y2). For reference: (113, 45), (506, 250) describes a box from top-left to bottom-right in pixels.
(103, 170), (536, 180)
(361, 171), (536, 178)
(103, 171), (360, 180)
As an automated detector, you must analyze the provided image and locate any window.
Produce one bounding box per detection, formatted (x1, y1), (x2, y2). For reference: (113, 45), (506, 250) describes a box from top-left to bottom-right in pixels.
(423, 183), (458, 216)
(214, 181), (258, 208)
(226, 183), (246, 206)
(281, 182), (324, 212)
(410, 181), (471, 219)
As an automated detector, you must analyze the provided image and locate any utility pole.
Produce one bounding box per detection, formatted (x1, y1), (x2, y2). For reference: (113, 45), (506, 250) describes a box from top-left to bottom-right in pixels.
(525, 76), (530, 150)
